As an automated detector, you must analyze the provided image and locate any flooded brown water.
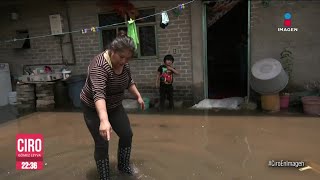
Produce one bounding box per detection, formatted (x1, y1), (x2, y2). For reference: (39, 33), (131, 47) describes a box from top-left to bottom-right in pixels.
(0, 112), (319, 180)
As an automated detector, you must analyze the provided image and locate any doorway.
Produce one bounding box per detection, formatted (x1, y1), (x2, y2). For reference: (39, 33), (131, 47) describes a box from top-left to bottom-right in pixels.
(206, 0), (248, 99)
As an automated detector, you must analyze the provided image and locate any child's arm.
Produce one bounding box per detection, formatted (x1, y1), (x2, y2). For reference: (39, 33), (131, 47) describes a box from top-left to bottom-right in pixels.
(156, 73), (160, 88)
(168, 66), (179, 75)
(156, 66), (162, 88)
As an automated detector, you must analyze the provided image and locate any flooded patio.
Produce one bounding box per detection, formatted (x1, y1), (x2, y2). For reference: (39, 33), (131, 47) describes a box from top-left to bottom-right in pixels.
(0, 112), (319, 180)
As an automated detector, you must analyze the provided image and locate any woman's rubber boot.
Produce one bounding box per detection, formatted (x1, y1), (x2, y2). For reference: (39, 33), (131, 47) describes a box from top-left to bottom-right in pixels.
(95, 158), (110, 180)
(117, 146), (134, 175)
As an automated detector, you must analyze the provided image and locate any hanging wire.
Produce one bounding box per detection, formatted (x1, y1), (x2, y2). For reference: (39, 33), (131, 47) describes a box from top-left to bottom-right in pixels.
(1, 0), (195, 43)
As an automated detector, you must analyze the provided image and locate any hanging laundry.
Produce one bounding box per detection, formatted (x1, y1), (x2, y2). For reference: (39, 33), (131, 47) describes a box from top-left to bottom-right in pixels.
(179, 4), (185, 10)
(81, 28), (88, 34)
(173, 8), (182, 17)
(160, 11), (169, 29)
(127, 18), (139, 49)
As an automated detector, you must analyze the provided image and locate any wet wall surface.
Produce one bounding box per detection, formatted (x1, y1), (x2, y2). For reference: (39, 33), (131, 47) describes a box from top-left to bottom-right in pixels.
(0, 112), (319, 180)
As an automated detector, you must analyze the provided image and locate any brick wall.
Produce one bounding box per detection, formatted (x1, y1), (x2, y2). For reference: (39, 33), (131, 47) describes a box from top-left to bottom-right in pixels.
(250, 0), (320, 87)
(2, 0), (319, 106)
(67, 1), (194, 103)
(67, 2), (100, 74)
(0, 0), (193, 105)
(128, 2), (193, 103)
(0, 2), (67, 75)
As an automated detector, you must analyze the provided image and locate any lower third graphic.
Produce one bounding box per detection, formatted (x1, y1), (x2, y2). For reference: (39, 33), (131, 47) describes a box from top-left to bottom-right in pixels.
(16, 134), (44, 170)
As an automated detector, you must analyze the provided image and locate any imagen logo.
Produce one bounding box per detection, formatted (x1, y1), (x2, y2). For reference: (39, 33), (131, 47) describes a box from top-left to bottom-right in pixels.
(277, 12), (298, 32)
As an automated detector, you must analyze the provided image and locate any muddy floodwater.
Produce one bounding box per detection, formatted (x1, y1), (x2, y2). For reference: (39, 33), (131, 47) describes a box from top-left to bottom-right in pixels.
(0, 112), (319, 180)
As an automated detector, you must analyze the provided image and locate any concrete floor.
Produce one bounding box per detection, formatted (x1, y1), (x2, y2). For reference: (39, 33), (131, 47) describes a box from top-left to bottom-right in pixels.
(0, 112), (319, 180)
(0, 105), (18, 124)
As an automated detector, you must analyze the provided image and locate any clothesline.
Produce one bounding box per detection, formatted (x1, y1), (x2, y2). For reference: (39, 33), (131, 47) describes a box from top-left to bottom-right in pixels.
(1, 0), (195, 43)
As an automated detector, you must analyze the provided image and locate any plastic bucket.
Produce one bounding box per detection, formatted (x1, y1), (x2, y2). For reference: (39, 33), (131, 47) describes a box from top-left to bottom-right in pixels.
(302, 96), (320, 115)
(280, 95), (290, 109)
(261, 93), (280, 112)
(251, 58), (288, 95)
(54, 81), (70, 107)
(66, 75), (86, 108)
(8, 91), (17, 105)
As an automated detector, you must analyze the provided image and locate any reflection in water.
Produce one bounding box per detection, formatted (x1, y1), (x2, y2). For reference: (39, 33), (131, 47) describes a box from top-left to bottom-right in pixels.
(0, 112), (319, 179)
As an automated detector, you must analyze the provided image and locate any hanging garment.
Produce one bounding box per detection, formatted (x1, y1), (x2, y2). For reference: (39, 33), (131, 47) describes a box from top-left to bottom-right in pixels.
(172, 8), (182, 17)
(127, 18), (139, 49)
(160, 11), (169, 29)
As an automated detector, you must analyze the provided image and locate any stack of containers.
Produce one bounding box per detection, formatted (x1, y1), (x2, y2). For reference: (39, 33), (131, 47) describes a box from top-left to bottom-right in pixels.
(250, 58), (288, 112)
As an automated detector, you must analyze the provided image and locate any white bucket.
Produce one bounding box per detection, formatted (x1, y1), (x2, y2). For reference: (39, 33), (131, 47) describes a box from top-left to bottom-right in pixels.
(8, 91), (17, 105)
(250, 58), (288, 95)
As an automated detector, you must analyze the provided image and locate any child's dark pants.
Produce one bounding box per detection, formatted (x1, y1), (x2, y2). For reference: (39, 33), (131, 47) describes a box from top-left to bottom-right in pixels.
(159, 84), (174, 110)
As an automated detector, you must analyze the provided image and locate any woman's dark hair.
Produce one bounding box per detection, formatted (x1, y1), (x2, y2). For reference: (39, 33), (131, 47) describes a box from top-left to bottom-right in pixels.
(163, 54), (174, 63)
(118, 30), (127, 37)
(109, 34), (135, 54)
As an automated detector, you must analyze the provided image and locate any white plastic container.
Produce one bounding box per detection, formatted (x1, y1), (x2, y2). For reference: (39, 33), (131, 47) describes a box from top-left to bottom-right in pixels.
(62, 69), (72, 80)
(8, 91), (17, 105)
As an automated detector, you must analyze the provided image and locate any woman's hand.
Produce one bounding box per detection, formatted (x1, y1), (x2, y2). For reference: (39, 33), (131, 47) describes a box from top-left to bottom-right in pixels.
(137, 97), (145, 110)
(99, 120), (112, 141)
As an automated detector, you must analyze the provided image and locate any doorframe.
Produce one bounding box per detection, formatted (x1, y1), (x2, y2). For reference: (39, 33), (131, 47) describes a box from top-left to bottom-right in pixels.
(202, 0), (251, 101)
(246, 0), (251, 103)
(202, 1), (208, 99)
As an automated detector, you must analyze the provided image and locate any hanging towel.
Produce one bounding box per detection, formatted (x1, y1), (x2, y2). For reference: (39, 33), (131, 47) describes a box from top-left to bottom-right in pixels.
(127, 18), (139, 49)
(160, 11), (169, 29)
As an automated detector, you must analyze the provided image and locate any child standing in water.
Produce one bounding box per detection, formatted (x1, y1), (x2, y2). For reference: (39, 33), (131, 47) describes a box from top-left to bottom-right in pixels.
(156, 54), (179, 111)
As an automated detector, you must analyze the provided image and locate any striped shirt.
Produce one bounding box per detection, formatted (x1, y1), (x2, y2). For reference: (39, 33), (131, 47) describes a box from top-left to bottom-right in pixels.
(80, 51), (135, 110)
